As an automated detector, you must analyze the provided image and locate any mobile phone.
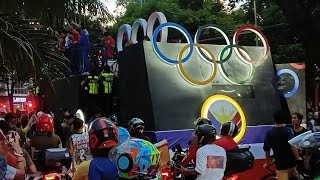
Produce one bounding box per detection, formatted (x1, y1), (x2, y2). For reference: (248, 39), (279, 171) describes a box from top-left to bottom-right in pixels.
(8, 131), (15, 144)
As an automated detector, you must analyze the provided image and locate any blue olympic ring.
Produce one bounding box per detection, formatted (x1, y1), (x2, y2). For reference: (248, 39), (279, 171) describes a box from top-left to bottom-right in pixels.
(152, 22), (194, 64)
(276, 69), (299, 98)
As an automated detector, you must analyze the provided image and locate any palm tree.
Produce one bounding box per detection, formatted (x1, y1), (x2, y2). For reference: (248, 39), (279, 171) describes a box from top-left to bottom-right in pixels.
(0, 15), (70, 111)
(1, 0), (114, 29)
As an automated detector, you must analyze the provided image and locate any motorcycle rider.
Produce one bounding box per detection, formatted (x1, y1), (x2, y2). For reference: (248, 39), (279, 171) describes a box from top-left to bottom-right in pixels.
(180, 124), (227, 180)
(179, 117), (212, 167)
(72, 118), (119, 180)
(214, 121), (238, 151)
(128, 118), (150, 141)
(30, 113), (62, 160)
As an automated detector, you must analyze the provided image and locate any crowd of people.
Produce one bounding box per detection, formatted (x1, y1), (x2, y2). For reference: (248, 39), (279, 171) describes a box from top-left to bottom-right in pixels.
(0, 107), (158, 180)
(0, 104), (319, 180)
(55, 22), (116, 75)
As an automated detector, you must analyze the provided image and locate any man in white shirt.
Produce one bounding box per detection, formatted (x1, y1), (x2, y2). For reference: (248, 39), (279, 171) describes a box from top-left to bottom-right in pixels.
(181, 124), (227, 180)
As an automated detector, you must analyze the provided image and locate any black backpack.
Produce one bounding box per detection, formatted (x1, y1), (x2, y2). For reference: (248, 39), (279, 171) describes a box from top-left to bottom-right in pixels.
(224, 146), (255, 176)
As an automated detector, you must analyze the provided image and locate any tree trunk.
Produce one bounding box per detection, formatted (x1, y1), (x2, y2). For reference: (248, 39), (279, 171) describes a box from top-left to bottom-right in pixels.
(5, 80), (14, 112)
(10, 81), (15, 112)
(8, 93), (13, 112)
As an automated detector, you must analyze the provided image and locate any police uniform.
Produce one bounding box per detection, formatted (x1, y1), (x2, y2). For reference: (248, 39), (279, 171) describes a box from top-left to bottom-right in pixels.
(99, 72), (113, 116)
(83, 75), (99, 118)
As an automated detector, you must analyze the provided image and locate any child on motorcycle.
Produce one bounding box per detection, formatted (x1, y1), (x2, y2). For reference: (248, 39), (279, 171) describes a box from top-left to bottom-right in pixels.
(72, 117), (119, 180)
(69, 118), (90, 171)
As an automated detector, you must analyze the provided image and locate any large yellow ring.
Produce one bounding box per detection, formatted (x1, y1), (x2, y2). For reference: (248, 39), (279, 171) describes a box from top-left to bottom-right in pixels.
(177, 43), (218, 85)
(201, 95), (247, 143)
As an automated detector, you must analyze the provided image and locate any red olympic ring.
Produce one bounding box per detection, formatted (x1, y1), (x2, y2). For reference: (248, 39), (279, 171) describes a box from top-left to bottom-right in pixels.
(290, 63), (305, 70)
(233, 25), (270, 65)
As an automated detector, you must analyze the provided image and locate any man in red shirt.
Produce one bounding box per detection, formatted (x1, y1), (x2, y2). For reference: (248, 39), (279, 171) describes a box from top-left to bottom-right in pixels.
(214, 121), (238, 151)
(103, 32), (115, 66)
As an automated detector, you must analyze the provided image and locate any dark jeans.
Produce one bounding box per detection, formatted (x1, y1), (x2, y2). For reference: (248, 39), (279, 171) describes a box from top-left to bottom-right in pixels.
(71, 47), (81, 74)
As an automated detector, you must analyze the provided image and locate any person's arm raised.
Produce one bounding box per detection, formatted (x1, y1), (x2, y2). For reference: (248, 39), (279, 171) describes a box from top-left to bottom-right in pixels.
(11, 132), (26, 180)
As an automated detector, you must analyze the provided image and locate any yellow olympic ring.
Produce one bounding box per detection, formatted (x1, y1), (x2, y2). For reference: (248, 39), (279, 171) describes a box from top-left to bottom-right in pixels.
(200, 94), (247, 143)
(177, 43), (218, 86)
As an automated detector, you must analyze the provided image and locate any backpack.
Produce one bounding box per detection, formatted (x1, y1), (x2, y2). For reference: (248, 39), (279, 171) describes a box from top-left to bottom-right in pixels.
(224, 146), (255, 176)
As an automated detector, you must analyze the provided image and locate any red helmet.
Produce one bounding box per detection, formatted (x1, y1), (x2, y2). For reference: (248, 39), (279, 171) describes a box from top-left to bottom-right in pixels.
(36, 114), (54, 132)
(89, 117), (118, 149)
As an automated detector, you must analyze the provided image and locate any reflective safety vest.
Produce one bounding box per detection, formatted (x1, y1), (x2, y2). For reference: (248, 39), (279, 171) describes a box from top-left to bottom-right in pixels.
(101, 73), (113, 94)
(35, 86), (40, 95)
(88, 76), (99, 94)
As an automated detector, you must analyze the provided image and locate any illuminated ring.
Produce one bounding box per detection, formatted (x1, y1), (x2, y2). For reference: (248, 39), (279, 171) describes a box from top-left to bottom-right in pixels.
(131, 18), (147, 43)
(276, 69), (299, 97)
(147, 12), (168, 42)
(194, 24), (231, 64)
(152, 22), (193, 64)
(177, 44), (218, 85)
(117, 24), (132, 52)
(233, 25), (270, 65)
(290, 63), (305, 70)
(218, 44), (254, 85)
(201, 94), (247, 143)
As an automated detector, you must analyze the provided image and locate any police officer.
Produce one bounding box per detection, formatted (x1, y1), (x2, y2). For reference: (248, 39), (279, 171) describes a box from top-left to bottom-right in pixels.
(81, 68), (100, 118)
(99, 65), (113, 116)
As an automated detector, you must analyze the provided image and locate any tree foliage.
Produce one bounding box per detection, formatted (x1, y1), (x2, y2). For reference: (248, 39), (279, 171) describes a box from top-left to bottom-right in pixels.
(113, 0), (246, 41)
(242, 0), (305, 63)
(0, 15), (71, 110)
(0, 16), (70, 82)
(0, 0), (113, 30)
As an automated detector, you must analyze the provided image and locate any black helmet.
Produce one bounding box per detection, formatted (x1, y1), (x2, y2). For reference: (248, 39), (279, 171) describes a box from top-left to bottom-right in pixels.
(195, 117), (212, 127)
(128, 118), (144, 134)
(89, 117), (118, 150)
(196, 117), (212, 127)
(109, 114), (119, 125)
(196, 124), (216, 145)
(220, 121), (238, 137)
(195, 117), (212, 134)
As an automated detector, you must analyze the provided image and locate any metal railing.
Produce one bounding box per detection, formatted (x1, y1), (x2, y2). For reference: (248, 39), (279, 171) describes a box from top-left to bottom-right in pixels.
(0, 82), (29, 96)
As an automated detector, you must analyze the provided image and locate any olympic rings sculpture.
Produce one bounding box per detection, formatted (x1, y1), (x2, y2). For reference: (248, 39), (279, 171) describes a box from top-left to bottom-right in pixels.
(117, 12), (168, 52)
(276, 69), (299, 98)
(117, 12), (270, 85)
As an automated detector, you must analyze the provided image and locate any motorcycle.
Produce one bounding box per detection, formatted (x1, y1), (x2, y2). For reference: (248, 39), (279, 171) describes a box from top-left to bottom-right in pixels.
(27, 148), (72, 180)
(160, 144), (196, 180)
(160, 144), (254, 180)
(289, 131), (320, 179)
